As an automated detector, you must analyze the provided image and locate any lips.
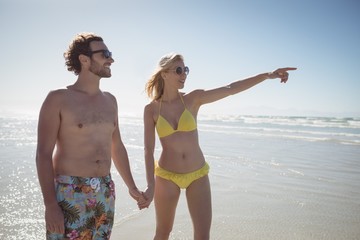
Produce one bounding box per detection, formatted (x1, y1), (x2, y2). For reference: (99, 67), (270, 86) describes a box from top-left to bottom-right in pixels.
(104, 65), (111, 72)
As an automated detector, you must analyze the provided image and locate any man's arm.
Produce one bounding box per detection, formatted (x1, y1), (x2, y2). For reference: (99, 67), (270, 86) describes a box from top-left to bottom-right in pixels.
(110, 97), (144, 205)
(36, 91), (65, 234)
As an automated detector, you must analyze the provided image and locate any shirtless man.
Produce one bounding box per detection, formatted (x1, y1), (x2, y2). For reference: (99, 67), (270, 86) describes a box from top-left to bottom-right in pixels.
(36, 32), (144, 239)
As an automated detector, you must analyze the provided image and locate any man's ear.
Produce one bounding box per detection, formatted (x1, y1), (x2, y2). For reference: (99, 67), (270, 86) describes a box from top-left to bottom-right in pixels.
(79, 54), (89, 64)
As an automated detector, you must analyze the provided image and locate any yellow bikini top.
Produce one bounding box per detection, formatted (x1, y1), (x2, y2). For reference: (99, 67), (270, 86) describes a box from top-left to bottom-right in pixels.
(156, 94), (197, 138)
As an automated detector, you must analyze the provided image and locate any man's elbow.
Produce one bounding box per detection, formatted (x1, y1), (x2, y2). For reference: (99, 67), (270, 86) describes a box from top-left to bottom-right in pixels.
(35, 148), (53, 164)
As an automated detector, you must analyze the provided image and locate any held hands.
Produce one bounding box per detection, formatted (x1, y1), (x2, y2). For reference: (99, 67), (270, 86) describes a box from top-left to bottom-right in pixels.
(139, 185), (154, 209)
(268, 67), (297, 83)
(129, 187), (149, 210)
(129, 185), (154, 210)
(129, 187), (146, 209)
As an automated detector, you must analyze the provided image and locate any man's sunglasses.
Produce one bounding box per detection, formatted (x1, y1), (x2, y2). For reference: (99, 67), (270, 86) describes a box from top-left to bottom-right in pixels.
(87, 49), (112, 59)
(170, 66), (190, 75)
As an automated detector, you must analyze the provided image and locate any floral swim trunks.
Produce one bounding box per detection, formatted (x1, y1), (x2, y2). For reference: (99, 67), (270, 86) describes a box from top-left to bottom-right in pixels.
(47, 174), (115, 240)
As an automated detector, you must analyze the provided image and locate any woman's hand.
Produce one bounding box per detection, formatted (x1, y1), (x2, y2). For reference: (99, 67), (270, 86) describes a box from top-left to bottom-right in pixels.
(138, 185), (154, 209)
(268, 67), (297, 83)
(129, 187), (147, 209)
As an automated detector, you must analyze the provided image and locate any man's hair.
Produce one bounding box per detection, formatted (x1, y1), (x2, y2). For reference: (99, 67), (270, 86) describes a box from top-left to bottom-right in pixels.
(63, 32), (103, 75)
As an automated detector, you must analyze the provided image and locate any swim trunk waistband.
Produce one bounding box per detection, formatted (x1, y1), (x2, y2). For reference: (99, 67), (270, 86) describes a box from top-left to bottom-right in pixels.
(55, 174), (112, 185)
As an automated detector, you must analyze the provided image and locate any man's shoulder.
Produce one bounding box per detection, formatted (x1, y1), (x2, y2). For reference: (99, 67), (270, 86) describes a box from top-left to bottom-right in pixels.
(45, 87), (70, 99)
(102, 91), (117, 101)
(102, 90), (114, 96)
(50, 87), (67, 93)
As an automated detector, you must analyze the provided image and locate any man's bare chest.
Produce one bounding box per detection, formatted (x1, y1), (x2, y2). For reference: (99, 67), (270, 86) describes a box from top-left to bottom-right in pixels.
(61, 95), (117, 129)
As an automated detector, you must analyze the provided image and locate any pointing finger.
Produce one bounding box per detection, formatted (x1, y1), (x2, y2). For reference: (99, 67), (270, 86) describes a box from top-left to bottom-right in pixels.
(281, 67), (297, 71)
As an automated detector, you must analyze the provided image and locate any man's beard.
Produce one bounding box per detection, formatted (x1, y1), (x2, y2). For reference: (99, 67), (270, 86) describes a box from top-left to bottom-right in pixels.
(89, 62), (111, 78)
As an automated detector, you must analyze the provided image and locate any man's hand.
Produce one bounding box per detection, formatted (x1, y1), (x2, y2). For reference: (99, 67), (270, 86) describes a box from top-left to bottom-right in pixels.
(139, 186), (154, 209)
(129, 187), (148, 209)
(45, 203), (65, 234)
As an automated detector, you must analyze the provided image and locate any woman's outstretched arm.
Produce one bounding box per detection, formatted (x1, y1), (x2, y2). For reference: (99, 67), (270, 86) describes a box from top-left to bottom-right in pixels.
(195, 67), (297, 106)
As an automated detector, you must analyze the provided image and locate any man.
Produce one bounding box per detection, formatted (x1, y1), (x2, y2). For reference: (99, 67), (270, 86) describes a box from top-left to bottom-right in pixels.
(36, 32), (144, 239)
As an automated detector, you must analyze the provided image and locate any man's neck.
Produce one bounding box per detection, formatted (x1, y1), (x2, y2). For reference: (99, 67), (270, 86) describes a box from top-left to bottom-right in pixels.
(71, 73), (101, 95)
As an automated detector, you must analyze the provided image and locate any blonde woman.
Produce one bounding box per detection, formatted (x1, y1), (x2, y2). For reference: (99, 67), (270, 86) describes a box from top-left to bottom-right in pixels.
(141, 53), (296, 240)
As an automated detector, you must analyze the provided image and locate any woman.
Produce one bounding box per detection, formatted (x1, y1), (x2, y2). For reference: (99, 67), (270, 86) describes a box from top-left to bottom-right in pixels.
(141, 53), (296, 240)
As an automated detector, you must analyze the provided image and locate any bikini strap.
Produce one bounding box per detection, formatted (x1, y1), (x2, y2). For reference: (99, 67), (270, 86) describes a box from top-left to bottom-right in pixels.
(179, 93), (186, 107)
(158, 97), (163, 115)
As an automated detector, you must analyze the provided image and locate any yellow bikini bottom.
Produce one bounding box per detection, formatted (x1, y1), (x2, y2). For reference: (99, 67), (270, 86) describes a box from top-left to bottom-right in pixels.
(155, 162), (210, 189)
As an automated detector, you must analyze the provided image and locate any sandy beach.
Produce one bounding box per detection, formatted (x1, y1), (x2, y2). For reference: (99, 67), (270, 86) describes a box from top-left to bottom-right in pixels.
(110, 155), (360, 240)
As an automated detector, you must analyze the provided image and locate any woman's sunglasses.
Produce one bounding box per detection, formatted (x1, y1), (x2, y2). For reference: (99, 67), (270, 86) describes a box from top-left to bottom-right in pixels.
(170, 66), (190, 75)
(87, 49), (112, 59)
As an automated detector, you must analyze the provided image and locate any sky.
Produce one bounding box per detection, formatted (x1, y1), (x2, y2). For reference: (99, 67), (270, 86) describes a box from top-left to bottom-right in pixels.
(1, 0), (359, 118)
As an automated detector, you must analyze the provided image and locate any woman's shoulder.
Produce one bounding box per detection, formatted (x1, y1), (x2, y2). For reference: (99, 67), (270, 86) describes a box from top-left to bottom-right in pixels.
(144, 100), (161, 122)
(144, 99), (159, 112)
(183, 89), (205, 97)
(182, 89), (205, 104)
(181, 90), (205, 111)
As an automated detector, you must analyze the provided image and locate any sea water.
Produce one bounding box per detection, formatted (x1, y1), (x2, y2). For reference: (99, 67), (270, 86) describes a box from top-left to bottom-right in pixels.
(0, 114), (359, 240)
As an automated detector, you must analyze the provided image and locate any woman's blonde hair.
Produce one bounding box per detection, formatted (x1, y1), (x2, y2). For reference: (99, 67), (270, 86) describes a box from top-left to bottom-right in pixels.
(145, 53), (184, 100)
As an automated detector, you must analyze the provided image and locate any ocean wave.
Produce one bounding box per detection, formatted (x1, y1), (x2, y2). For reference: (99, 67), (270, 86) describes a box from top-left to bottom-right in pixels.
(198, 127), (360, 146)
(198, 114), (360, 129)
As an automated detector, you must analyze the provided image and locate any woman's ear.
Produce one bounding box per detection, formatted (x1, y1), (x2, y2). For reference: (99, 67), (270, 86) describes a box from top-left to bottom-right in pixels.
(161, 71), (167, 80)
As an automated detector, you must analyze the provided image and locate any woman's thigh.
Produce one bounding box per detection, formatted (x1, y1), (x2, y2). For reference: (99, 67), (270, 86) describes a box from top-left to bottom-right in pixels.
(186, 175), (212, 234)
(154, 176), (181, 230)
